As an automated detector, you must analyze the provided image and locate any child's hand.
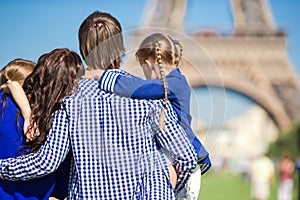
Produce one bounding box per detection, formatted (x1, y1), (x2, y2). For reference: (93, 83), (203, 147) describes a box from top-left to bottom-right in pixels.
(25, 123), (40, 142)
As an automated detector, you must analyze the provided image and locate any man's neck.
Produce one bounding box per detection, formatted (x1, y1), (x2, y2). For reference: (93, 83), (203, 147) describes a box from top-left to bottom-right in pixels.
(83, 68), (105, 80)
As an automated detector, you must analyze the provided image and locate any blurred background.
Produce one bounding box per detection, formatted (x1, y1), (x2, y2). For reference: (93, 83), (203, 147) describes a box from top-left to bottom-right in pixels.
(1, 0), (300, 199)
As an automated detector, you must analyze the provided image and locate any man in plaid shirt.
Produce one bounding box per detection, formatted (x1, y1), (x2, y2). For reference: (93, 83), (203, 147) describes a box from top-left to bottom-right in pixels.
(0, 11), (197, 199)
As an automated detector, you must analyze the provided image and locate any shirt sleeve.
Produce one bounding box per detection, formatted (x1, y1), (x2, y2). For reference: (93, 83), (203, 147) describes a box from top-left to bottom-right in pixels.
(99, 70), (180, 100)
(0, 108), (71, 181)
(151, 103), (197, 192)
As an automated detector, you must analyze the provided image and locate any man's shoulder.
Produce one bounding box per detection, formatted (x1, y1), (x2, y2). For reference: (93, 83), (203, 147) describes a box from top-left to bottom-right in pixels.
(76, 79), (102, 96)
(63, 79), (102, 102)
(107, 94), (165, 116)
(150, 100), (177, 117)
(78, 78), (98, 90)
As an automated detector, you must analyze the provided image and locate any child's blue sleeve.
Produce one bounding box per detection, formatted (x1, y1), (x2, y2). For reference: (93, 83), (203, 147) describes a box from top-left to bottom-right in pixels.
(99, 70), (176, 100)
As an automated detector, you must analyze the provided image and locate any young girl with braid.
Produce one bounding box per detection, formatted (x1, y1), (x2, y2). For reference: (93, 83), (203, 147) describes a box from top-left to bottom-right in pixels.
(97, 33), (211, 199)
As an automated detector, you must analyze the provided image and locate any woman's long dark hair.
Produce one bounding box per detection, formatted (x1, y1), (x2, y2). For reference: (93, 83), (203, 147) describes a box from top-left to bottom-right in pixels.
(24, 48), (83, 153)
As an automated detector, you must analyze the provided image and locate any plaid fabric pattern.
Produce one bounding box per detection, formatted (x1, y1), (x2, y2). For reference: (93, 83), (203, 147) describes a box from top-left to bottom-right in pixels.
(0, 79), (196, 199)
(100, 69), (211, 174)
(99, 69), (128, 92)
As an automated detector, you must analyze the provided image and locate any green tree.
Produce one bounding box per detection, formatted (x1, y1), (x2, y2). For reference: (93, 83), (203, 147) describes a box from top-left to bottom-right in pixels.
(269, 122), (300, 160)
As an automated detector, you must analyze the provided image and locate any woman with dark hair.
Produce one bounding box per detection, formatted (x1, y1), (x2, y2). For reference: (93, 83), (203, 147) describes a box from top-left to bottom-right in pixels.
(24, 48), (83, 200)
(23, 48), (83, 152)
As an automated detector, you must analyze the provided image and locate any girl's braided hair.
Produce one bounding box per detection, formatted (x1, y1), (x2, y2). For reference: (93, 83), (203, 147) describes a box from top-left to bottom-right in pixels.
(136, 33), (183, 130)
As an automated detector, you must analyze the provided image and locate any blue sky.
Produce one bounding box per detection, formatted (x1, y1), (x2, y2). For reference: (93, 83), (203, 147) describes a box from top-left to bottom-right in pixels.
(0, 0), (299, 74)
(0, 0), (299, 124)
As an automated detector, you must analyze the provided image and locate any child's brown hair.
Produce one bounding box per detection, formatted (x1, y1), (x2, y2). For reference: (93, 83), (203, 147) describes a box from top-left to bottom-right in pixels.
(136, 33), (183, 130)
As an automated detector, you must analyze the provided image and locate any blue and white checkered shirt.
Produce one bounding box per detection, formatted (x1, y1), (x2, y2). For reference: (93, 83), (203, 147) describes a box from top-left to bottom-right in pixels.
(0, 79), (197, 199)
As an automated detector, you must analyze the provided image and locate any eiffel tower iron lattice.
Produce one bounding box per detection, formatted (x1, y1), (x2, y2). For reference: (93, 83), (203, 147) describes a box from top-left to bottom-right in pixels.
(124, 0), (300, 131)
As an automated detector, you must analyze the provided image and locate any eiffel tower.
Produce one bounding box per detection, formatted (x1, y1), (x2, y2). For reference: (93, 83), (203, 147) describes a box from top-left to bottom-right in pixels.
(124, 0), (300, 131)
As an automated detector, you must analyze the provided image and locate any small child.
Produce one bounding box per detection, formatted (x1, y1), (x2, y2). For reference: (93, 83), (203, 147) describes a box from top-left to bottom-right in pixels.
(0, 59), (35, 135)
(0, 59), (57, 199)
(98, 33), (211, 199)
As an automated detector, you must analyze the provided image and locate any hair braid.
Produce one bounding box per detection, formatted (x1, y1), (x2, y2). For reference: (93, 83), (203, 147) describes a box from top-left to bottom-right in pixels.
(155, 41), (168, 131)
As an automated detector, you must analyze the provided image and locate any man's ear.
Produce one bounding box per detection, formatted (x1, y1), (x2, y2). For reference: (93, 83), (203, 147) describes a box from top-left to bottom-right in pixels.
(144, 59), (152, 69)
(145, 60), (152, 67)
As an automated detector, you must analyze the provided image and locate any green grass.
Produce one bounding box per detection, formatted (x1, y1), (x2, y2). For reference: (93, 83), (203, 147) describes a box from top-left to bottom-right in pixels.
(198, 171), (298, 200)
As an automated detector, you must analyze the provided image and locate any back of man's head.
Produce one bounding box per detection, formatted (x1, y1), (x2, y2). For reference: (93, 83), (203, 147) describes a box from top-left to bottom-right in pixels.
(79, 11), (125, 70)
